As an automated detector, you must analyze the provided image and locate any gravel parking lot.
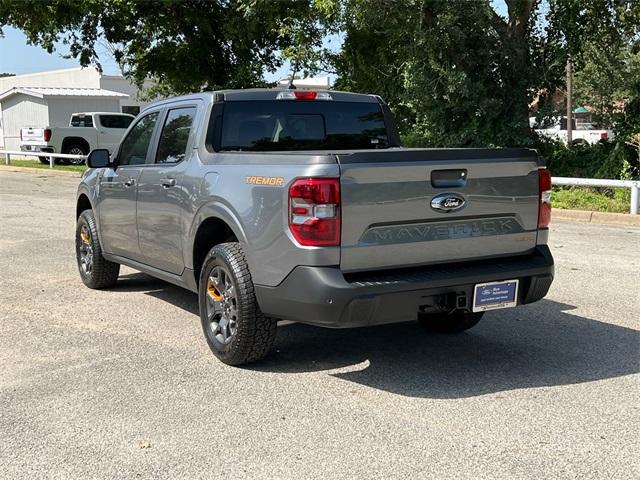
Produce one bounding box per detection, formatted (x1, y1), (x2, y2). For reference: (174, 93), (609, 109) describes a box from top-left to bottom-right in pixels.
(1, 169), (638, 479)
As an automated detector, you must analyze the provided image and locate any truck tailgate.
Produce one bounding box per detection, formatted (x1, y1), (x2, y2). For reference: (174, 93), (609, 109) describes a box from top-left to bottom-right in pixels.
(20, 127), (45, 143)
(337, 149), (541, 273)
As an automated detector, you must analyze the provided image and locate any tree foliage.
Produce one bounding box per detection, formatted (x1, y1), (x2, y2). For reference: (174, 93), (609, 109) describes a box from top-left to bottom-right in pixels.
(574, 42), (640, 127)
(1, 0), (638, 152)
(0, 0), (335, 96)
(333, 0), (639, 148)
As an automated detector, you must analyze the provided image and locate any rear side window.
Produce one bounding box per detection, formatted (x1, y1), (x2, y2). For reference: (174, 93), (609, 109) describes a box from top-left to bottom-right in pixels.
(99, 115), (133, 129)
(219, 101), (389, 151)
(118, 112), (159, 166)
(70, 115), (93, 127)
(155, 107), (196, 164)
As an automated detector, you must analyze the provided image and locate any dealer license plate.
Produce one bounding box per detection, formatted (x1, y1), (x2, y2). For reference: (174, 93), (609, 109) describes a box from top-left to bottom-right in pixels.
(472, 280), (519, 312)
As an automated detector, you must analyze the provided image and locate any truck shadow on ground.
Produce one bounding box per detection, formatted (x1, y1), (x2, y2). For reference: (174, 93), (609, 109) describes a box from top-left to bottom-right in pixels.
(113, 272), (200, 315)
(114, 273), (639, 399)
(255, 299), (640, 399)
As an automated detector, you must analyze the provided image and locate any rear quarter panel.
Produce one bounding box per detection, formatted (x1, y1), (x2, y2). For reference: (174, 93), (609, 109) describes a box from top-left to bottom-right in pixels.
(54, 126), (98, 150)
(186, 152), (340, 287)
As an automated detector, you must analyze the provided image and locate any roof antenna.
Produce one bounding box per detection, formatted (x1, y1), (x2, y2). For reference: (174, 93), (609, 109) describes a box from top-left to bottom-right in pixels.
(287, 61), (298, 90)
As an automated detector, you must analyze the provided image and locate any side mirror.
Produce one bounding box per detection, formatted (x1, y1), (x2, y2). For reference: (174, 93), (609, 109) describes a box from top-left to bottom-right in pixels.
(87, 149), (111, 169)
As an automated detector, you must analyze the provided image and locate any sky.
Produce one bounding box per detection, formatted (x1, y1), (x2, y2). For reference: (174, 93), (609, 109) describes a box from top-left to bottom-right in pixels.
(0, 26), (122, 75)
(0, 25), (340, 83)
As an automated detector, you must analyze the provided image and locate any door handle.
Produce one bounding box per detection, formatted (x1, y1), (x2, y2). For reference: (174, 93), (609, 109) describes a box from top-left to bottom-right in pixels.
(431, 169), (468, 188)
(161, 178), (176, 188)
(124, 178), (136, 188)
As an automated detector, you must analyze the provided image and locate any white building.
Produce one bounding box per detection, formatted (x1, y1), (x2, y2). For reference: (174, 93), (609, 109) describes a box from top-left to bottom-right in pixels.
(0, 67), (151, 150)
(277, 76), (331, 89)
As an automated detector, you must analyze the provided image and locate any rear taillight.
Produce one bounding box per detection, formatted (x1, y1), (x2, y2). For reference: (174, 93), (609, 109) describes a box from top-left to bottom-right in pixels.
(600, 132), (608, 140)
(44, 128), (52, 142)
(288, 178), (340, 246)
(538, 168), (552, 228)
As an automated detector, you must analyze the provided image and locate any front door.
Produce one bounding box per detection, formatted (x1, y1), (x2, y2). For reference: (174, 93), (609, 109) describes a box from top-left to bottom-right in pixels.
(98, 111), (160, 260)
(137, 106), (197, 274)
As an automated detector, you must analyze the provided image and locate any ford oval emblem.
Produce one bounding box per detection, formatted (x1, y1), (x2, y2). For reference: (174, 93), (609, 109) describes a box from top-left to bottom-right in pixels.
(430, 193), (466, 213)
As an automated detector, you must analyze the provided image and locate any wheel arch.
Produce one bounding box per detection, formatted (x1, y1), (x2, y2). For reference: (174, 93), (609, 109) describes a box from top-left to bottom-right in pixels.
(62, 136), (90, 154)
(189, 204), (248, 285)
(76, 192), (93, 218)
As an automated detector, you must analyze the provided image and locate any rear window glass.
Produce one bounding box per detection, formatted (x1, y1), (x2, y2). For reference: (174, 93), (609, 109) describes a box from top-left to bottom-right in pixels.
(99, 115), (134, 129)
(219, 101), (389, 151)
(70, 115), (93, 127)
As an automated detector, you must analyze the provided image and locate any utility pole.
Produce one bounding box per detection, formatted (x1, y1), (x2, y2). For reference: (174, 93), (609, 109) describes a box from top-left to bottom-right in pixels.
(566, 58), (573, 145)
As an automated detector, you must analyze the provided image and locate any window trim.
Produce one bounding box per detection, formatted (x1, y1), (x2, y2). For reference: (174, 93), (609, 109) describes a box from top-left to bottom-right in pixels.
(205, 103), (224, 153)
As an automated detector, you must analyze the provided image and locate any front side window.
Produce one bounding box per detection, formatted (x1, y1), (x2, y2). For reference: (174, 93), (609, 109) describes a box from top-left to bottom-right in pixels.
(99, 115), (134, 129)
(118, 112), (159, 166)
(156, 107), (196, 164)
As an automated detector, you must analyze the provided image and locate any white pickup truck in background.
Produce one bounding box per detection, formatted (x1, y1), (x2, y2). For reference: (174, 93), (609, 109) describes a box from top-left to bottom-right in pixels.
(20, 112), (135, 164)
(530, 116), (615, 146)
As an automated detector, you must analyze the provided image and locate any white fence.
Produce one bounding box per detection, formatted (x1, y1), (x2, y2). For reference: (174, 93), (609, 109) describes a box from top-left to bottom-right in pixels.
(2, 149), (639, 214)
(2, 149), (86, 169)
(552, 177), (639, 215)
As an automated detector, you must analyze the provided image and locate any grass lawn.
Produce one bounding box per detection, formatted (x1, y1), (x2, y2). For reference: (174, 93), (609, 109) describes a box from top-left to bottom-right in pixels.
(551, 186), (631, 213)
(2, 158), (87, 173)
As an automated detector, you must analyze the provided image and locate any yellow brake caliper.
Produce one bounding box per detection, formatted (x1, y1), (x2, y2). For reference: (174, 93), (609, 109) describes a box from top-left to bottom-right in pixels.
(80, 230), (91, 245)
(207, 279), (222, 302)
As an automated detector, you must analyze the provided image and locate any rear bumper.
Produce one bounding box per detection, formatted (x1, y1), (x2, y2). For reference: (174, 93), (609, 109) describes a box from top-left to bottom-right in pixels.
(255, 246), (554, 328)
(20, 145), (55, 154)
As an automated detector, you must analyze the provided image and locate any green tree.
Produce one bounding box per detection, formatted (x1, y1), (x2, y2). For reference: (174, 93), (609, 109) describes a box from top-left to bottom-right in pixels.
(574, 43), (640, 128)
(0, 0), (335, 95)
(333, 0), (639, 147)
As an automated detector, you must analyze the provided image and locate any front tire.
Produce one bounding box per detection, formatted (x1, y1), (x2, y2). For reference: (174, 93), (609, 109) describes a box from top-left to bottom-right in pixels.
(418, 311), (484, 333)
(75, 210), (120, 289)
(198, 243), (277, 366)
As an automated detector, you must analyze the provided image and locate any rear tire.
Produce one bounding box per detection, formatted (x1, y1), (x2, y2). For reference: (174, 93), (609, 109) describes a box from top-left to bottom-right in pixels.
(63, 144), (88, 165)
(38, 156), (50, 165)
(198, 243), (277, 366)
(75, 210), (120, 289)
(418, 311), (484, 333)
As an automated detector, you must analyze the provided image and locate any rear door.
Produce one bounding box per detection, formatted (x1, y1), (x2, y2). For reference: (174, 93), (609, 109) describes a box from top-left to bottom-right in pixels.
(338, 149), (541, 272)
(136, 105), (198, 274)
(96, 114), (134, 154)
(97, 111), (161, 260)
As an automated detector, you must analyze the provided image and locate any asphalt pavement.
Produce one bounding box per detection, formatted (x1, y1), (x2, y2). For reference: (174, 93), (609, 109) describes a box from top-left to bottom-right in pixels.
(1, 169), (638, 479)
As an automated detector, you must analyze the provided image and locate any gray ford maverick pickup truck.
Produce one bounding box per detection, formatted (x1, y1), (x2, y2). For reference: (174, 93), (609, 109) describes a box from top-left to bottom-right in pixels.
(75, 89), (554, 365)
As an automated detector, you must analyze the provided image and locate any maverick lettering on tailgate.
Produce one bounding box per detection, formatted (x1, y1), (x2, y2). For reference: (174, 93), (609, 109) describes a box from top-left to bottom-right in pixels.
(359, 218), (524, 245)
